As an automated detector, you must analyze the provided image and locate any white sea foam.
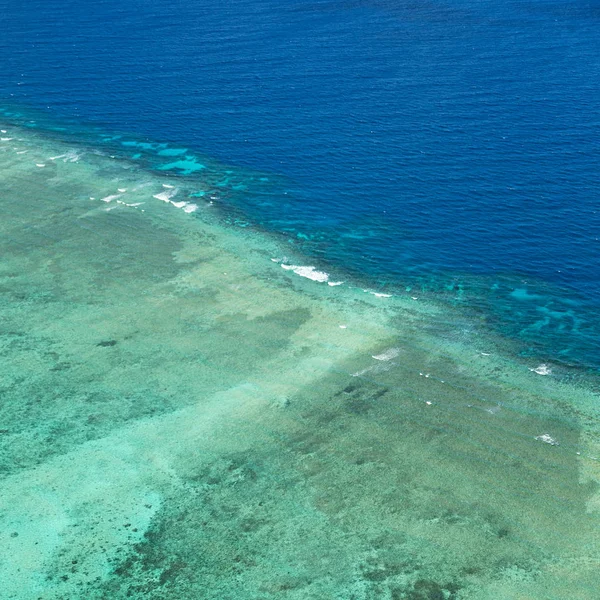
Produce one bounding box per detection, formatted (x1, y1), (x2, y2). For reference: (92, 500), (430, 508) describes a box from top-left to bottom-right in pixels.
(1, 137), (13, 141)
(363, 289), (392, 298)
(162, 183), (175, 189)
(49, 150), (81, 163)
(535, 433), (559, 446)
(36, 163), (45, 168)
(16, 150), (28, 154)
(281, 264), (329, 283)
(168, 199), (198, 212)
(153, 189), (177, 202)
(117, 188), (127, 193)
(372, 348), (401, 361)
(115, 200), (144, 208)
(328, 281), (344, 287)
(100, 194), (122, 203)
(0, 130), (6, 133)
(530, 364), (551, 375)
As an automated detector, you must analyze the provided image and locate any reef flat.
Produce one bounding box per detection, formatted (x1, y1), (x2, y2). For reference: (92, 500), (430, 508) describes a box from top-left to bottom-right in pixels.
(1, 126), (600, 599)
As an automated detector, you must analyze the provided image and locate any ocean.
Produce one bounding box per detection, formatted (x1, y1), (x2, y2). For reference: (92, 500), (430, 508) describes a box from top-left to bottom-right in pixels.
(2, 0), (600, 368)
(1, 0), (600, 598)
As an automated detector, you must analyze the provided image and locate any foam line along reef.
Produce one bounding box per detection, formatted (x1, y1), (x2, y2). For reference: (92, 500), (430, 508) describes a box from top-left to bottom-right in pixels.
(1, 124), (600, 599)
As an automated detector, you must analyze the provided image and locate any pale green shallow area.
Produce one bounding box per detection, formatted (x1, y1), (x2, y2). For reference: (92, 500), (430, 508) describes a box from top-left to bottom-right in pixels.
(1, 127), (600, 600)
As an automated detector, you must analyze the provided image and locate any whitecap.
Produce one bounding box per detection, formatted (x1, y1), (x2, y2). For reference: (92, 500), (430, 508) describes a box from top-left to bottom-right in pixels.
(49, 150), (80, 162)
(117, 188), (127, 193)
(535, 433), (559, 446)
(100, 194), (122, 203)
(372, 348), (401, 361)
(530, 364), (551, 375)
(162, 183), (175, 189)
(36, 163), (45, 168)
(169, 200), (198, 212)
(281, 264), (329, 283)
(1, 137), (13, 141)
(363, 289), (392, 298)
(153, 189), (177, 202)
(327, 281), (344, 287)
(116, 200), (144, 208)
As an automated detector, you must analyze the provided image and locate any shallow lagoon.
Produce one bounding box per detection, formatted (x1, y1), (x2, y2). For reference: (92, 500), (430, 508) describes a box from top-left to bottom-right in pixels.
(1, 126), (600, 599)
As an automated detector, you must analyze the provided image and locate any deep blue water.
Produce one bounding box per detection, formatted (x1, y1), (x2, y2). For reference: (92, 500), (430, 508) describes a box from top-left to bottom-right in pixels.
(1, 0), (600, 368)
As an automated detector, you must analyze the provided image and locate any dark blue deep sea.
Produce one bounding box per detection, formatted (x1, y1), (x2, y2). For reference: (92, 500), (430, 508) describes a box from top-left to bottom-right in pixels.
(1, 0), (599, 368)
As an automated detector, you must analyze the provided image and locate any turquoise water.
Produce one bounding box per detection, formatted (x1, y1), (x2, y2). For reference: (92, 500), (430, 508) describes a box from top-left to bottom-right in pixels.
(3, 102), (599, 375)
(2, 122), (600, 599)
(2, 0), (600, 369)
(2, 0), (600, 596)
